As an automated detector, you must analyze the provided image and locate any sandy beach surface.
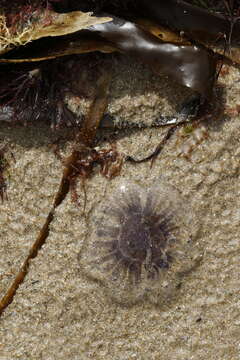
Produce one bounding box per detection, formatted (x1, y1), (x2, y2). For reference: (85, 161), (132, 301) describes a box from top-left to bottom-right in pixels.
(0, 54), (240, 359)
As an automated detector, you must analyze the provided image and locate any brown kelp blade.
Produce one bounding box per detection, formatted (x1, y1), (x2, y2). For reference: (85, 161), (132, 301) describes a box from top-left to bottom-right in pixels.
(139, 0), (240, 44)
(136, 19), (191, 45)
(87, 15), (216, 96)
(138, 0), (240, 63)
(136, 17), (240, 65)
(0, 37), (116, 63)
(0, 4), (217, 97)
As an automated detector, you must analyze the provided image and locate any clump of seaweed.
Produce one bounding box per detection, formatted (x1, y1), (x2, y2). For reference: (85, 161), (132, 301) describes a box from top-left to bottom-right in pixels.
(80, 180), (200, 305)
(0, 61), (78, 128)
(0, 4), (52, 53)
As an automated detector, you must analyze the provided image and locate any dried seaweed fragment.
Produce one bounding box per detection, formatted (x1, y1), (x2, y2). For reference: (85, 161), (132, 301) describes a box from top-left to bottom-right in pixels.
(0, 8), (112, 55)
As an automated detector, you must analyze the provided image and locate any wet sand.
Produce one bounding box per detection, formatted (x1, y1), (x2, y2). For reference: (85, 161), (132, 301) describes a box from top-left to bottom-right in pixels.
(0, 56), (240, 359)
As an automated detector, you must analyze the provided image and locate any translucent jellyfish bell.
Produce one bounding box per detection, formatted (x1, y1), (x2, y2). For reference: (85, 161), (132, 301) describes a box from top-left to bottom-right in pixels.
(80, 179), (200, 306)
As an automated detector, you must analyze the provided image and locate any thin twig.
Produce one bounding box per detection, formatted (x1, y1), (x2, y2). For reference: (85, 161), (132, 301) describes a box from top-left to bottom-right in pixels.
(126, 125), (179, 166)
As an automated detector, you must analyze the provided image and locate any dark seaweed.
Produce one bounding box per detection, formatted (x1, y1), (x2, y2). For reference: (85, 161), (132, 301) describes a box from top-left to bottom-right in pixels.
(87, 15), (217, 96)
(0, 60), (77, 128)
(138, 0), (240, 44)
(1, 0), (238, 126)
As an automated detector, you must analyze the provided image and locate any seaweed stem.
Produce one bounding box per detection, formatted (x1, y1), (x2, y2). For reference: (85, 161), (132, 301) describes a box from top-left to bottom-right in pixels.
(126, 125), (178, 166)
(0, 69), (112, 316)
